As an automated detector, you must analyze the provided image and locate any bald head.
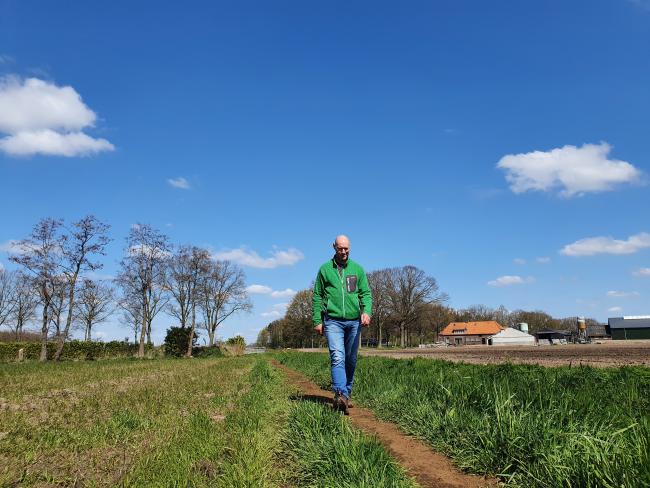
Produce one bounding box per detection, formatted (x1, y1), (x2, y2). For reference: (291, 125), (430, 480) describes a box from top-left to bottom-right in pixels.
(333, 235), (350, 264)
(334, 235), (350, 248)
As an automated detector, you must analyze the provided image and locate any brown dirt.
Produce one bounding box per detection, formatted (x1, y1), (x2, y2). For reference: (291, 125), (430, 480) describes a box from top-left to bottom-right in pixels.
(272, 360), (498, 488)
(359, 340), (650, 367)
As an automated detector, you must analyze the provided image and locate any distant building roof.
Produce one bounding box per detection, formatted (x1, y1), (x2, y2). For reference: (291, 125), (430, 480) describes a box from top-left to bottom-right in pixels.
(440, 321), (504, 336)
(492, 327), (535, 339)
(608, 316), (650, 329)
(534, 329), (571, 339)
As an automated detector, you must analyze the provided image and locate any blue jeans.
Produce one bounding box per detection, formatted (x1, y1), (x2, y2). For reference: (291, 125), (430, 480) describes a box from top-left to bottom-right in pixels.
(324, 316), (361, 399)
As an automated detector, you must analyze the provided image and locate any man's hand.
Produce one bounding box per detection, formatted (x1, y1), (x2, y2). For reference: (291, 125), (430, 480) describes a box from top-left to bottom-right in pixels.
(361, 313), (371, 327)
(314, 324), (323, 336)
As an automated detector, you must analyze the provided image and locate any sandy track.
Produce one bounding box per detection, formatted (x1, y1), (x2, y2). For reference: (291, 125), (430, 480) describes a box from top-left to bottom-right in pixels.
(273, 360), (497, 488)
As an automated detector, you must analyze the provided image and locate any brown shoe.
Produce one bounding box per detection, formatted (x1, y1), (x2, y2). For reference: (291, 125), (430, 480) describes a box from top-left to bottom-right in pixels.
(333, 393), (349, 415)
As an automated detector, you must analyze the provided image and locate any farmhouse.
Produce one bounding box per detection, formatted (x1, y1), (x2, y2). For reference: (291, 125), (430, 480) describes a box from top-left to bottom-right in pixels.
(439, 321), (503, 345)
(607, 316), (650, 340)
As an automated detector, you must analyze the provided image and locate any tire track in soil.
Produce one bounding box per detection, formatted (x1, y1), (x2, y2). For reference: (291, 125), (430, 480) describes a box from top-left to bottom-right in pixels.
(272, 360), (498, 488)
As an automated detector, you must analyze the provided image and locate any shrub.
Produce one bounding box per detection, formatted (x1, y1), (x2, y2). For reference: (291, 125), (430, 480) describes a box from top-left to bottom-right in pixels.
(222, 335), (246, 357)
(226, 335), (246, 347)
(163, 326), (196, 357)
(192, 345), (224, 358)
(0, 340), (151, 362)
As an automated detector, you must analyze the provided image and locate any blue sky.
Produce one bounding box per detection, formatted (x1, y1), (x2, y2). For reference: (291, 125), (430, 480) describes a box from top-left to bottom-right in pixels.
(1, 0), (649, 344)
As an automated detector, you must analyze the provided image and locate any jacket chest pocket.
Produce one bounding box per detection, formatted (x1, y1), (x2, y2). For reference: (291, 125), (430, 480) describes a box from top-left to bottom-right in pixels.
(345, 275), (357, 293)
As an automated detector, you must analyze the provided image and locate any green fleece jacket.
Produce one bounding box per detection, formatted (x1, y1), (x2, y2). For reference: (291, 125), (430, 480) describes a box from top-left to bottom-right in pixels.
(312, 258), (372, 325)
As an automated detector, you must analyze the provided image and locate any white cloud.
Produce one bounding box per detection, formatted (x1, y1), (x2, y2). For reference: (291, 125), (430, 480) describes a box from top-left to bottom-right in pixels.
(628, 0), (650, 11)
(214, 247), (304, 269)
(0, 239), (29, 254)
(167, 177), (190, 190)
(127, 244), (171, 259)
(497, 142), (641, 197)
(633, 267), (650, 277)
(247, 284), (273, 294)
(82, 271), (115, 282)
(513, 258), (526, 265)
(261, 310), (281, 318)
(0, 262), (4, 271)
(0, 76), (114, 157)
(561, 233), (650, 256)
(247, 284), (297, 299)
(536, 257), (551, 264)
(271, 288), (297, 298)
(606, 290), (640, 298)
(608, 306), (623, 313)
(487, 275), (534, 287)
(0, 129), (113, 157)
(260, 302), (290, 318)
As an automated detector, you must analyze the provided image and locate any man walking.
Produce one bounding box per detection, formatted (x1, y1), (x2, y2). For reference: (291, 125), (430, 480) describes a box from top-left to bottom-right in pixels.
(313, 235), (372, 414)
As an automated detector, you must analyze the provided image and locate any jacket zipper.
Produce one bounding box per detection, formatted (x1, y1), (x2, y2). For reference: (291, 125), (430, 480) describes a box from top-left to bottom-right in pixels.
(340, 267), (345, 317)
(337, 264), (345, 318)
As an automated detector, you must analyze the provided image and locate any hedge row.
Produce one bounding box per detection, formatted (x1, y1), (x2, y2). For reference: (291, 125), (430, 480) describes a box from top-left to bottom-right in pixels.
(0, 340), (158, 362)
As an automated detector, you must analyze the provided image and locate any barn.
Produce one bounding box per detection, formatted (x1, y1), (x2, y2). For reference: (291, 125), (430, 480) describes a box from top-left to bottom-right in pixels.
(607, 316), (650, 340)
(490, 327), (536, 346)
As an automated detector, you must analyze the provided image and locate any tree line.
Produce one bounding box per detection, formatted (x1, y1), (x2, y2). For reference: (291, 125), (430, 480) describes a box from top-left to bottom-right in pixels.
(0, 216), (251, 361)
(257, 266), (597, 348)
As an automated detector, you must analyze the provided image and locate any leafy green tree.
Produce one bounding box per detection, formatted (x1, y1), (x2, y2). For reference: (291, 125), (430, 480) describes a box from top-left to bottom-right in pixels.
(164, 326), (196, 357)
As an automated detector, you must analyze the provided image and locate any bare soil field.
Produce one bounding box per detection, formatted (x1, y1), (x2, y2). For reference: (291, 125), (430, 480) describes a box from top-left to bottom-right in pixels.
(359, 340), (650, 367)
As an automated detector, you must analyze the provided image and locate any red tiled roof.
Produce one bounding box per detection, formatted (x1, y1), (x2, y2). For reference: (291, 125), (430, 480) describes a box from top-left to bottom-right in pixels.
(439, 321), (504, 336)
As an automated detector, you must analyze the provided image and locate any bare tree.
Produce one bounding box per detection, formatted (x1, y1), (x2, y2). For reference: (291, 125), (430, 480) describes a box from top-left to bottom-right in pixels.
(256, 328), (270, 347)
(115, 224), (170, 357)
(49, 276), (69, 340)
(166, 246), (211, 356)
(118, 296), (142, 344)
(422, 303), (456, 342)
(510, 309), (559, 333)
(455, 304), (496, 323)
(198, 260), (251, 346)
(75, 279), (115, 341)
(10, 218), (65, 361)
(0, 269), (17, 330)
(367, 269), (392, 347)
(284, 289), (313, 347)
(384, 266), (448, 348)
(54, 215), (111, 360)
(7, 272), (38, 340)
(267, 318), (288, 349)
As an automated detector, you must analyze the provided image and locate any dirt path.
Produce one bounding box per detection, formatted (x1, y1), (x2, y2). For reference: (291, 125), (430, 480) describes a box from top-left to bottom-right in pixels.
(273, 360), (498, 488)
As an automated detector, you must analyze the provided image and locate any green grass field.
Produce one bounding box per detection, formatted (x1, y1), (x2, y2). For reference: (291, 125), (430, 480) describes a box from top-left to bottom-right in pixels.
(0, 356), (417, 487)
(5, 352), (647, 487)
(277, 352), (650, 488)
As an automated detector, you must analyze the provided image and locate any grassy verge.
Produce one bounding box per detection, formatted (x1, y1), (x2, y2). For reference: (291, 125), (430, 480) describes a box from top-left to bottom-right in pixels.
(284, 400), (418, 488)
(0, 356), (292, 486)
(277, 351), (650, 488)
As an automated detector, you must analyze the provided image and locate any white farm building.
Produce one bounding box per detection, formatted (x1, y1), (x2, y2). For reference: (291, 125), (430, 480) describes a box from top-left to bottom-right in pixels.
(489, 327), (536, 346)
